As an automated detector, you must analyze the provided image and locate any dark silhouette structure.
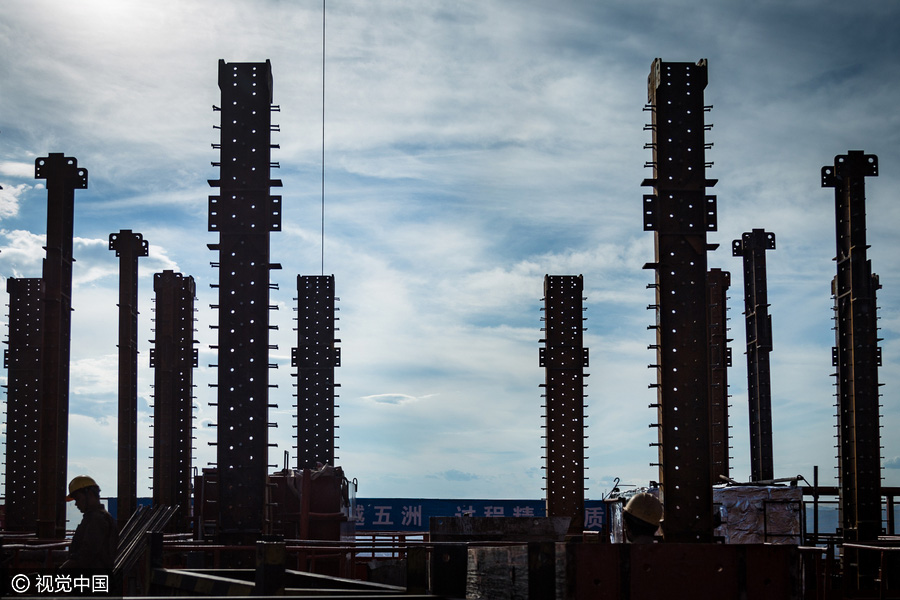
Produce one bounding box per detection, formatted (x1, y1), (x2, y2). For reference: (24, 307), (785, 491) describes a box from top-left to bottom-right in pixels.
(706, 268), (731, 483)
(642, 59), (717, 542)
(109, 229), (149, 529)
(539, 274), (588, 533)
(822, 151), (883, 589)
(35, 153), (87, 539)
(150, 271), (198, 532)
(209, 59), (282, 544)
(293, 275), (341, 469)
(732, 229), (777, 483)
(3, 277), (44, 531)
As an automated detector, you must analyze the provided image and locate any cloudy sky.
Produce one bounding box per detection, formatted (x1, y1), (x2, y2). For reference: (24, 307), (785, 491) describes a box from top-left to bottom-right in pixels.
(1, 0), (898, 504)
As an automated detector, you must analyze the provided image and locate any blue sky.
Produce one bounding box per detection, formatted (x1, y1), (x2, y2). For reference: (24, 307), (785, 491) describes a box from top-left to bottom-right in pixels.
(1, 0), (899, 502)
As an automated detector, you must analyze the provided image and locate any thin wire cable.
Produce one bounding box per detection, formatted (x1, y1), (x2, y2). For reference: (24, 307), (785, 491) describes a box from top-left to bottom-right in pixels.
(321, 0), (326, 276)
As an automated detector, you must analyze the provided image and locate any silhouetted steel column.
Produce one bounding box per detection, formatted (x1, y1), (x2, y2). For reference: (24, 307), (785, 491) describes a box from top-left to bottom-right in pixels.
(150, 271), (197, 532)
(109, 230), (149, 529)
(293, 275), (341, 470)
(35, 153), (87, 539)
(540, 275), (588, 534)
(642, 59), (716, 542)
(707, 268), (731, 484)
(210, 60), (282, 544)
(4, 278), (44, 531)
(732, 229), (776, 482)
(822, 151), (882, 589)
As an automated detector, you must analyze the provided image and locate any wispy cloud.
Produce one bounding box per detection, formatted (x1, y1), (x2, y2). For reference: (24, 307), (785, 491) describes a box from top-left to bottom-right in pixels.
(0, 229), (46, 273)
(362, 393), (420, 406)
(0, 161), (36, 178)
(437, 470), (479, 482)
(0, 185), (25, 219)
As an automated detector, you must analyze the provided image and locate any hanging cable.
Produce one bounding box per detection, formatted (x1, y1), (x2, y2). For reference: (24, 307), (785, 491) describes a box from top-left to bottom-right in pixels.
(321, 0), (326, 276)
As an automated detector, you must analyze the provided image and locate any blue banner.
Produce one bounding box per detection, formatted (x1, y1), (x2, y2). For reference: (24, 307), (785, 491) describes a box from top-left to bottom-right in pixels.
(118, 497), (606, 533)
(353, 499), (606, 532)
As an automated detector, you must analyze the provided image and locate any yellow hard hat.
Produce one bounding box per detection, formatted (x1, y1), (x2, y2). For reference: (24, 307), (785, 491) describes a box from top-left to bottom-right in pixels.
(624, 492), (663, 526)
(66, 475), (99, 501)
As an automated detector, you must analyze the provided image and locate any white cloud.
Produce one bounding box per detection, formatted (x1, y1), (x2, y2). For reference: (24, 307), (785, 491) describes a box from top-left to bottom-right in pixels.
(0, 161), (35, 178)
(0, 229), (46, 275)
(71, 237), (118, 285)
(70, 354), (118, 397)
(145, 243), (180, 276)
(0, 185), (24, 218)
(362, 393), (420, 405)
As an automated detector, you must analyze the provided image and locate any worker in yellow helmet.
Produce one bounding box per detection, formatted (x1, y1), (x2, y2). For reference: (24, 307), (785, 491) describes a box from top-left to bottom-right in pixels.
(623, 492), (663, 544)
(60, 476), (119, 571)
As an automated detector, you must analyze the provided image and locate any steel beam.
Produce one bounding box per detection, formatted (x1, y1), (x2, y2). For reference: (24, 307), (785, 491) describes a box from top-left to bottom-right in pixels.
(732, 229), (776, 482)
(34, 153), (87, 539)
(822, 151), (882, 589)
(293, 275), (341, 470)
(109, 229), (149, 529)
(150, 271), (197, 531)
(540, 274), (588, 533)
(642, 59), (716, 542)
(706, 268), (731, 484)
(210, 60), (281, 544)
(4, 278), (44, 531)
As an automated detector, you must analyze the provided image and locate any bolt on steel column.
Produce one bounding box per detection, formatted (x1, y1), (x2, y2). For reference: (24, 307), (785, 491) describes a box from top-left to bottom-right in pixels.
(706, 268), (732, 484)
(4, 277), (44, 531)
(150, 271), (198, 532)
(732, 229), (776, 483)
(35, 154), (87, 539)
(642, 59), (717, 542)
(109, 230), (149, 529)
(209, 60), (282, 544)
(822, 151), (882, 589)
(293, 275), (341, 470)
(539, 275), (588, 533)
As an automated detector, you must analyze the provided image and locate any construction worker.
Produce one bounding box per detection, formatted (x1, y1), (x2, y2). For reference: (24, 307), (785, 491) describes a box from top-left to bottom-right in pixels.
(60, 476), (118, 571)
(623, 492), (663, 544)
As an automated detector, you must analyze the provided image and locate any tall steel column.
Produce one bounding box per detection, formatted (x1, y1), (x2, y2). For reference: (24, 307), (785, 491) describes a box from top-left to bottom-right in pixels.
(35, 153), (87, 539)
(109, 229), (149, 529)
(642, 59), (716, 542)
(822, 151), (882, 589)
(293, 275), (341, 469)
(4, 277), (44, 531)
(706, 268), (731, 484)
(150, 271), (197, 532)
(209, 59), (282, 544)
(732, 229), (776, 482)
(539, 275), (588, 533)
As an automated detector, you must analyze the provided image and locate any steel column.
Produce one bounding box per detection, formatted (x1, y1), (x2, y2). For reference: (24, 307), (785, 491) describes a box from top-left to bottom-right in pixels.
(539, 274), (588, 533)
(4, 278), (45, 531)
(642, 59), (716, 542)
(150, 271), (197, 531)
(293, 275), (341, 470)
(821, 151), (882, 589)
(732, 229), (776, 482)
(706, 269), (731, 484)
(210, 60), (281, 544)
(34, 153), (87, 539)
(109, 229), (149, 529)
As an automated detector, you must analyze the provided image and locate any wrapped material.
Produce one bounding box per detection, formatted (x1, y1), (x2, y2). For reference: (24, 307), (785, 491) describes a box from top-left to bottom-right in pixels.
(466, 544), (568, 600)
(467, 546), (528, 600)
(713, 486), (802, 544)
